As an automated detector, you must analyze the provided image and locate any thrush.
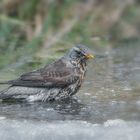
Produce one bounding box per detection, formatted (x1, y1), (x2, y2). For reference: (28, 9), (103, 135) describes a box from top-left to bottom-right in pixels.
(0, 44), (94, 102)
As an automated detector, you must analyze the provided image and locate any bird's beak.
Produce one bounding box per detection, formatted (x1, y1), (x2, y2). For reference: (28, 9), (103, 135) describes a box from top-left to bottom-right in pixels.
(85, 54), (94, 59)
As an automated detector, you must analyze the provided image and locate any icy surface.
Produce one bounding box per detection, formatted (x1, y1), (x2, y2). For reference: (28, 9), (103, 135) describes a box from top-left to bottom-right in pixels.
(0, 119), (140, 140)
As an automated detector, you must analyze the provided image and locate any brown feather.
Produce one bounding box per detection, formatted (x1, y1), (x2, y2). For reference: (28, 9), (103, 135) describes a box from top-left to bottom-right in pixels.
(8, 59), (78, 87)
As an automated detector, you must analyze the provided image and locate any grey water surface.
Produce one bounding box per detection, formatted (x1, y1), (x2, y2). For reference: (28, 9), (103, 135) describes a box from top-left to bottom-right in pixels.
(0, 43), (140, 140)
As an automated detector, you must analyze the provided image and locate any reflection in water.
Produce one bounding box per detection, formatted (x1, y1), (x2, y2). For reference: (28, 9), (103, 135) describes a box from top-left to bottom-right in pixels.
(0, 98), (87, 121)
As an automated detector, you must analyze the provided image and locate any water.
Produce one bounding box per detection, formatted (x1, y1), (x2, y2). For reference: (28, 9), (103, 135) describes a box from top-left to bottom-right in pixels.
(0, 43), (140, 140)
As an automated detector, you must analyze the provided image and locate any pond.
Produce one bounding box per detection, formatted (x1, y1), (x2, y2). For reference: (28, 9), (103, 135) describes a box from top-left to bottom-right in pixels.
(0, 42), (140, 140)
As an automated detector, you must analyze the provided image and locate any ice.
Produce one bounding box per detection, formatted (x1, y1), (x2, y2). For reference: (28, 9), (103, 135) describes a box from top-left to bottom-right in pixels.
(0, 119), (139, 140)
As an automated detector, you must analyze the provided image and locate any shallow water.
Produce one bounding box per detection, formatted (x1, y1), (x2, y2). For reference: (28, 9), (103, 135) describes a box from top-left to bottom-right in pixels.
(0, 43), (140, 140)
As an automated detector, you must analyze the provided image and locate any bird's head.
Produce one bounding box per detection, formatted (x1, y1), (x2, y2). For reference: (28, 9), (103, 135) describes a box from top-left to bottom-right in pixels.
(67, 44), (94, 62)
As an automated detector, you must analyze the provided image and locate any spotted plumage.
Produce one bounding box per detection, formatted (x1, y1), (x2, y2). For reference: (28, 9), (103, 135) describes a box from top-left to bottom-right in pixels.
(0, 44), (94, 102)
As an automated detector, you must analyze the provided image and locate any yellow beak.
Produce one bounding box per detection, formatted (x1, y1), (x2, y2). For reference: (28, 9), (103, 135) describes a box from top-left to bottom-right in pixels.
(85, 54), (94, 59)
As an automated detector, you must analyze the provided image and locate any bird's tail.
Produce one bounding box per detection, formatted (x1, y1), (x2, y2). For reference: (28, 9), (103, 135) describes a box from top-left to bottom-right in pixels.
(0, 82), (9, 96)
(0, 86), (12, 101)
(0, 81), (8, 84)
(0, 86), (10, 94)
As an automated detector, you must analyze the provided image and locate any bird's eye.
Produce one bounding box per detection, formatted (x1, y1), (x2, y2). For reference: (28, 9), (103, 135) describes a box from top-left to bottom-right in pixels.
(77, 51), (82, 55)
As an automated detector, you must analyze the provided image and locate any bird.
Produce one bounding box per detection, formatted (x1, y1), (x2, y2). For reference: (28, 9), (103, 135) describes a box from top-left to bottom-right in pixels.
(0, 44), (94, 102)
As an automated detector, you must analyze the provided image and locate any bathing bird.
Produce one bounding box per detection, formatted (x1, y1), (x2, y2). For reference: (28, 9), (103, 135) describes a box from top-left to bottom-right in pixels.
(0, 44), (94, 102)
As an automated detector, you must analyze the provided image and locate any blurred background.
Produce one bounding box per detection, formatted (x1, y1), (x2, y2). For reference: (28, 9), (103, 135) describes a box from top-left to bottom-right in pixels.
(0, 0), (140, 74)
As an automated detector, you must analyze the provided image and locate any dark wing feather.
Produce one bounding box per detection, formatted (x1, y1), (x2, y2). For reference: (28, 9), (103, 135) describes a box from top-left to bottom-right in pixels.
(8, 59), (78, 87)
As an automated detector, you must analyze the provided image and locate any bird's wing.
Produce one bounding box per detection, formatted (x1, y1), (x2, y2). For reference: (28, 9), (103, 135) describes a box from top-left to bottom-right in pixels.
(8, 59), (78, 87)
